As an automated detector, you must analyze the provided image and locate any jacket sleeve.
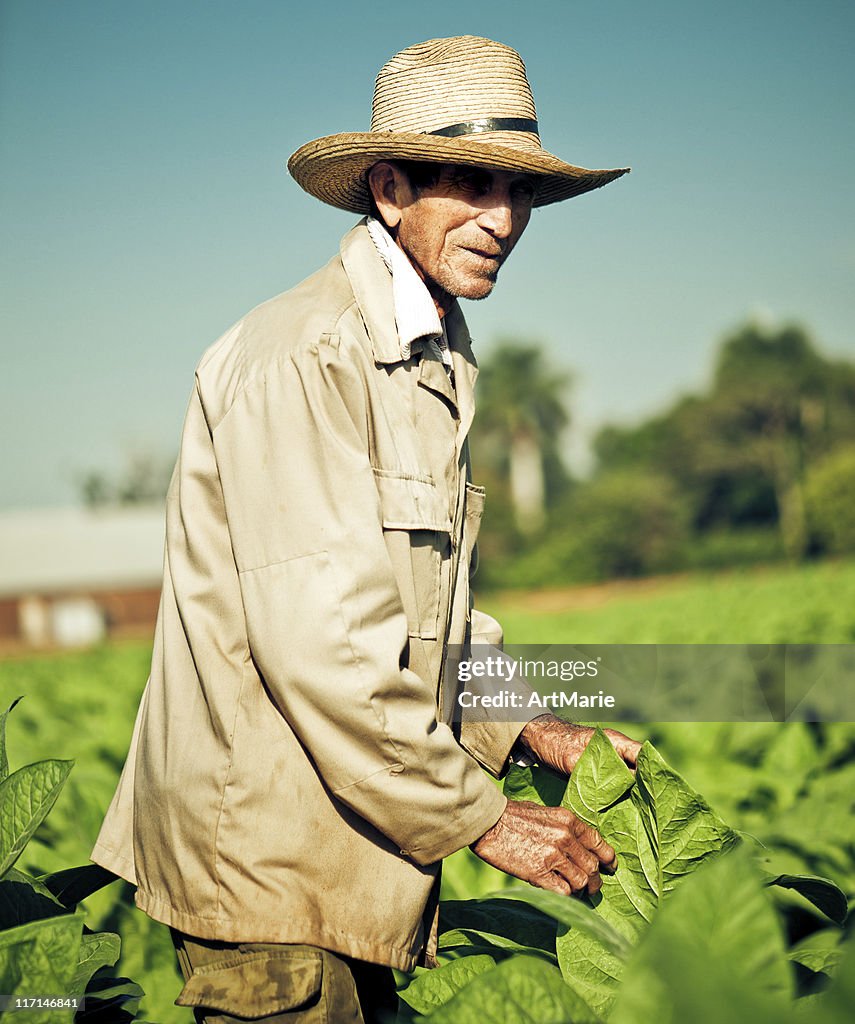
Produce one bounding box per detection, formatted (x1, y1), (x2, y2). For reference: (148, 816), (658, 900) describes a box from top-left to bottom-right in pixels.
(458, 610), (542, 777)
(206, 334), (506, 865)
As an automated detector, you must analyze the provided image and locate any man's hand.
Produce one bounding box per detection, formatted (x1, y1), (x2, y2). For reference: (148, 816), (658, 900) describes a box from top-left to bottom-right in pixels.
(471, 799), (616, 896)
(519, 714), (642, 775)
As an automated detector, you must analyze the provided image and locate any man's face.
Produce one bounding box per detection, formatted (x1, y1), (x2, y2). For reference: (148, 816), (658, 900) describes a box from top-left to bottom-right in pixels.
(379, 163), (536, 307)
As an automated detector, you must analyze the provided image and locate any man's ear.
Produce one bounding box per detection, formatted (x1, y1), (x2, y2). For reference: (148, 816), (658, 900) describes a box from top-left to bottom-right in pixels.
(368, 162), (410, 230)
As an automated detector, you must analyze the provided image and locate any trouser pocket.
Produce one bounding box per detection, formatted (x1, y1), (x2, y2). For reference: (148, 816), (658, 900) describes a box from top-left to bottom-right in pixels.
(172, 932), (363, 1023)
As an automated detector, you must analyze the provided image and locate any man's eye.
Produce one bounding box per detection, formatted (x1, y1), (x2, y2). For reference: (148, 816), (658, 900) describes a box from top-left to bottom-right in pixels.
(511, 182), (536, 203)
(451, 172), (491, 195)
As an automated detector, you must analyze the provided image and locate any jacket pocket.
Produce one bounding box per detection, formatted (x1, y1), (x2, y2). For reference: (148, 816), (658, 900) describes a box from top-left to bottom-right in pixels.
(464, 482), (486, 579)
(373, 469), (451, 640)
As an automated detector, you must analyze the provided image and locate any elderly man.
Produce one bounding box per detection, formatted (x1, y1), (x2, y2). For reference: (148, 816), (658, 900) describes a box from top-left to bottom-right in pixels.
(92, 35), (639, 1023)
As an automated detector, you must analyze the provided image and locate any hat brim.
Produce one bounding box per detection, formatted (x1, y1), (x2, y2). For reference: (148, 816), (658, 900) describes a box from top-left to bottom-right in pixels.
(287, 131), (629, 213)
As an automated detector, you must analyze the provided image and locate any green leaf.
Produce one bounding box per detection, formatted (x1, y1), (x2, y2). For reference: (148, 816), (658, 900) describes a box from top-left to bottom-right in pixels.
(633, 741), (741, 897)
(3, 866), (61, 900)
(753, 765), (855, 898)
(488, 887), (631, 959)
(788, 925), (845, 997)
(103, 899), (183, 1023)
(611, 848), (793, 1024)
(0, 875), (68, 929)
(75, 972), (145, 1024)
(759, 723), (820, 811)
(0, 759), (74, 878)
(813, 935), (855, 1023)
(439, 898), (557, 952)
(437, 944), (514, 964)
(556, 734), (740, 1017)
(68, 931), (121, 998)
(766, 873), (848, 925)
(0, 696), (23, 782)
(789, 946), (843, 974)
(399, 954), (496, 1014)
(438, 928), (556, 963)
(38, 864), (119, 910)
(415, 956), (602, 1024)
(562, 728), (635, 826)
(0, 914), (84, 1022)
(502, 763), (566, 806)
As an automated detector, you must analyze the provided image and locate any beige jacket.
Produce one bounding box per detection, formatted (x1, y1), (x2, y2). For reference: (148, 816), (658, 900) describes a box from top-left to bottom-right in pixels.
(92, 222), (530, 971)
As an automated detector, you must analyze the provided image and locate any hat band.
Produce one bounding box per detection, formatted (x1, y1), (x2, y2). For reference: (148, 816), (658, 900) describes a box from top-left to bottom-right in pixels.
(429, 117), (539, 138)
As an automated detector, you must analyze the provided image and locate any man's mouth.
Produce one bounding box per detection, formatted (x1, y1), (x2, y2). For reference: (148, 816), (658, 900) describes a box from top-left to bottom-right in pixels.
(465, 247), (504, 261)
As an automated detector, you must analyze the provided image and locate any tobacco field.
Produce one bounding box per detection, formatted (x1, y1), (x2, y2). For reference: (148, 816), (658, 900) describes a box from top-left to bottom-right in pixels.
(0, 559), (854, 1021)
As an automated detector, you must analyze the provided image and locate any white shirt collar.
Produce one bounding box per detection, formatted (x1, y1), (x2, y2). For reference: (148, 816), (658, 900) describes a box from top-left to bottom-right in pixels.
(366, 216), (452, 367)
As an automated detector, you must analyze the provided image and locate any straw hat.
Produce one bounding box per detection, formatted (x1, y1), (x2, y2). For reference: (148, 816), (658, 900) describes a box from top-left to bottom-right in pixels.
(287, 36), (629, 213)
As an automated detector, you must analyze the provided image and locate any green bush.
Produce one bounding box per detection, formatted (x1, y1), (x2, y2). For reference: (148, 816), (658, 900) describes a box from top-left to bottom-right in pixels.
(805, 446), (855, 554)
(500, 471), (689, 588)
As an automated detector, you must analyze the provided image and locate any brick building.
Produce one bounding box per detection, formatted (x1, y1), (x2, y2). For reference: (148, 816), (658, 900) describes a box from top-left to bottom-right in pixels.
(0, 506), (164, 647)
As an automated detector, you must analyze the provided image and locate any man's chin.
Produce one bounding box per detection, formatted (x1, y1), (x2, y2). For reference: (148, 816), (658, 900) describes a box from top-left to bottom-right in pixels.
(429, 268), (499, 303)
(453, 275), (499, 301)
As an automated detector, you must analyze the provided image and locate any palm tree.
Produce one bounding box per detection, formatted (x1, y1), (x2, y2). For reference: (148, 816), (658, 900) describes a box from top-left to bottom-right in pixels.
(475, 341), (571, 533)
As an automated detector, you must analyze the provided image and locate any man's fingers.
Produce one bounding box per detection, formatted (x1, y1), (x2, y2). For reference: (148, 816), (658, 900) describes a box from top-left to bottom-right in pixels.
(549, 833), (605, 894)
(571, 818), (618, 870)
(537, 868), (602, 898)
(620, 739), (643, 766)
(532, 870), (573, 897)
(605, 729), (643, 767)
(562, 850), (602, 896)
(586, 870), (603, 896)
(557, 834), (600, 877)
(591, 834), (618, 872)
(547, 855), (592, 895)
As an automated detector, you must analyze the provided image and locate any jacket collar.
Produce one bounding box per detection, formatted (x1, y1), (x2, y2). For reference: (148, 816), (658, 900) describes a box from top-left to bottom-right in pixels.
(340, 220), (405, 365)
(339, 220), (479, 435)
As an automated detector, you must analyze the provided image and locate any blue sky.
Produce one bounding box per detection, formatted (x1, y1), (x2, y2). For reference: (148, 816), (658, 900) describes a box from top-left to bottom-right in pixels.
(1, 0), (853, 507)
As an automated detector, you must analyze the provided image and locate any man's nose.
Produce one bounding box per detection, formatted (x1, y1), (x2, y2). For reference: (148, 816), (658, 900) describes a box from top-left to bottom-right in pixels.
(477, 196), (514, 239)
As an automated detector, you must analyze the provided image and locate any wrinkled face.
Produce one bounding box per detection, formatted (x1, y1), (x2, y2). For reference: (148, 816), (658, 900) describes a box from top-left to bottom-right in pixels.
(371, 163), (537, 309)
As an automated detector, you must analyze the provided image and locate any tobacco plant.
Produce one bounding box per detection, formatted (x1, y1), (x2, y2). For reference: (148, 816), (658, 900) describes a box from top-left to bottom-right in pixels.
(0, 699), (145, 1023)
(397, 730), (853, 1023)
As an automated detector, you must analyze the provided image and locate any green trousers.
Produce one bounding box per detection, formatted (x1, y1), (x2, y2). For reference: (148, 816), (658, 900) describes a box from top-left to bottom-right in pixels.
(171, 930), (399, 1024)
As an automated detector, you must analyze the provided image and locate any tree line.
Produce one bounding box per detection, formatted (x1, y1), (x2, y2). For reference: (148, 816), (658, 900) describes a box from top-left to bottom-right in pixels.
(471, 321), (855, 588)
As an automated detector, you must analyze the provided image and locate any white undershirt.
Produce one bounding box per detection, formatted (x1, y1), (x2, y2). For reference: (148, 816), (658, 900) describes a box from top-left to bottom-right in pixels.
(366, 216), (453, 369)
